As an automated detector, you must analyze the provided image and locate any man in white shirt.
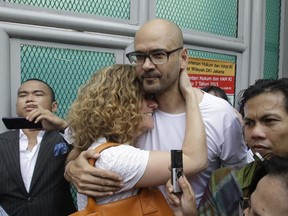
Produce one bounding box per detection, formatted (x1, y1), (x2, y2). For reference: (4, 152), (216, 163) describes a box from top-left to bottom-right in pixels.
(64, 19), (251, 205)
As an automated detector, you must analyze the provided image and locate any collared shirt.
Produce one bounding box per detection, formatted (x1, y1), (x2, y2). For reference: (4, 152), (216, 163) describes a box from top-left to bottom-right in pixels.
(0, 205), (8, 216)
(60, 127), (73, 144)
(19, 129), (45, 192)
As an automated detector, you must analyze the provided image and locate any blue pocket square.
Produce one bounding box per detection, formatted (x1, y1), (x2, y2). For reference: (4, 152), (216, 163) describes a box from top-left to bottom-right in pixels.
(54, 142), (69, 156)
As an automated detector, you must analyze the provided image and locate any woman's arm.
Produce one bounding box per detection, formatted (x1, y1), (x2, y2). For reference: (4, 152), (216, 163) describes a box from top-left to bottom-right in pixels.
(135, 70), (207, 187)
(180, 70), (208, 174)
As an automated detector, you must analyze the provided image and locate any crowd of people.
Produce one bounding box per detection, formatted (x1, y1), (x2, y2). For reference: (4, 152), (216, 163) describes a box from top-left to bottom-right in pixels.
(167, 77), (288, 215)
(0, 18), (287, 216)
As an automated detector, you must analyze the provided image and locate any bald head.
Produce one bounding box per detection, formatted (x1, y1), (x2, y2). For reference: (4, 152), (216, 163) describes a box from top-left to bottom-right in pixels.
(135, 19), (183, 50)
(132, 18), (188, 96)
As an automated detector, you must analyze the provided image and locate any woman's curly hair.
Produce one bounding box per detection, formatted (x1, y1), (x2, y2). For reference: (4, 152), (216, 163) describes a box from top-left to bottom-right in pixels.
(67, 64), (143, 150)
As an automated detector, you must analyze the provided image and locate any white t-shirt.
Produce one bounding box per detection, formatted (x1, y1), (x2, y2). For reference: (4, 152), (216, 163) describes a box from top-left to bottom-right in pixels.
(77, 137), (149, 210)
(136, 92), (251, 206)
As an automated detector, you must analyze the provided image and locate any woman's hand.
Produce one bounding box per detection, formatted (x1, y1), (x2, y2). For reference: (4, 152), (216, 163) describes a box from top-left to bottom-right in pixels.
(179, 69), (194, 99)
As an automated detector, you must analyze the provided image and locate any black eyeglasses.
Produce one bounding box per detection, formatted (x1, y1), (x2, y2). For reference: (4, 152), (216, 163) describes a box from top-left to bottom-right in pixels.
(126, 47), (183, 65)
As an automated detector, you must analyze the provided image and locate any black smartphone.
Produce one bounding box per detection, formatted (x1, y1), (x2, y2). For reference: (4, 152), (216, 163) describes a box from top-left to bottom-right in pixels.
(2, 117), (43, 129)
(171, 149), (183, 193)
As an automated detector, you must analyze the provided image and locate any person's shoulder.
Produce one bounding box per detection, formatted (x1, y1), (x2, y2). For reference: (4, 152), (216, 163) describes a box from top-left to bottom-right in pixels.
(200, 93), (238, 124)
(101, 144), (147, 158)
(98, 144), (149, 174)
(209, 164), (253, 193)
(0, 130), (18, 140)
(205, 166), (241, 203)
(210, 166), (235, 184)
(211, 162), (256, 189)
(113, 145), (149, 164)
(234, 161), (256, 184)
(201, 92), (233, 111)
(44, 130), (66, 140)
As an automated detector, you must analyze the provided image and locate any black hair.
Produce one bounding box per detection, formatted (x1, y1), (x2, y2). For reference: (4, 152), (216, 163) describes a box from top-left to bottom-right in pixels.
(249, 154), (288, 197)
(237, 78), (288, 117)
(201, 86), (229, 102)
(22, 78), (56, 102)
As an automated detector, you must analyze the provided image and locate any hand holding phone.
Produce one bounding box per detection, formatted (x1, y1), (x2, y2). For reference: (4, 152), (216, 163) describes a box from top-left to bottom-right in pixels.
(2, 117), (43, 129)
(171, 149), (183, 193)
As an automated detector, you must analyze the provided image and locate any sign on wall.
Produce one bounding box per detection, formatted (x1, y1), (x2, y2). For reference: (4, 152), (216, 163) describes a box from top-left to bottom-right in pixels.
(187, 57), (235, 95)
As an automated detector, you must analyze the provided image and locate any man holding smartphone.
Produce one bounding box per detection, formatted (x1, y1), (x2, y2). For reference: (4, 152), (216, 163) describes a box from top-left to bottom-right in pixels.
(0, 79), (76, 216)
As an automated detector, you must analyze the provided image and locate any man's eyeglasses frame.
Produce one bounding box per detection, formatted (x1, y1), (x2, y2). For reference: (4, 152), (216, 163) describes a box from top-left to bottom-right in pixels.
(126, 47), (183, 65)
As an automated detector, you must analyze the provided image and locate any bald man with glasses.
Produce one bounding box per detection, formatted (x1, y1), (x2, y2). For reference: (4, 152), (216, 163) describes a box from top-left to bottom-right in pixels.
(65, 18), (251, 209)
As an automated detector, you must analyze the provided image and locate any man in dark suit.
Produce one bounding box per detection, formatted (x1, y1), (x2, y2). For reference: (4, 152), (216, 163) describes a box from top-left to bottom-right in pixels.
(0, 79), (76, 216)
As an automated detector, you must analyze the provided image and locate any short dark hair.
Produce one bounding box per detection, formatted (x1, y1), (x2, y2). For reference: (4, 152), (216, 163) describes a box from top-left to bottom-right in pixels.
(201, 86), (229, 102)
(237, 78), (288, 117)
(22, 78), (56, 102)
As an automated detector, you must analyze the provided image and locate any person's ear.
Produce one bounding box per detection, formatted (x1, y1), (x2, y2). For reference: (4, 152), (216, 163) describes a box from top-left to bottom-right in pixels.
(180, 48), (188, 69)
(51, 101), (58, 113)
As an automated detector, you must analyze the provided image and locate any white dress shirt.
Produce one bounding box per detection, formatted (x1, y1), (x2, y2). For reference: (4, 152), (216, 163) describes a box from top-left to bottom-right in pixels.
(19, 130), (45, 192)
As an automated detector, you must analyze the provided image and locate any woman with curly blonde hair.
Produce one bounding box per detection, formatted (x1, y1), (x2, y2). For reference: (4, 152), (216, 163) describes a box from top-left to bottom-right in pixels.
(67, 64), (207, 211)
(67, 64), (145, 151)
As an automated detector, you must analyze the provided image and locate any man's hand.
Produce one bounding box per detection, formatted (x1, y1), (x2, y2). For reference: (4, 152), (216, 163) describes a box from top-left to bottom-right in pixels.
(65, 149), (124, 197)
(26, 102), (68, 131)
(166, 175), (198, 216)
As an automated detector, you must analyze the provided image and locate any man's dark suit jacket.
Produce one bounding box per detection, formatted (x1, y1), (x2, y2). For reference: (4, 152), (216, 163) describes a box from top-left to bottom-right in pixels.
(0, 130), (76, 216)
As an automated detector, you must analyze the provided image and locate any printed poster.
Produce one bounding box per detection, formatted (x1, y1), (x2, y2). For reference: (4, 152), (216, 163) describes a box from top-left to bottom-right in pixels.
(187, 57), (235, 95)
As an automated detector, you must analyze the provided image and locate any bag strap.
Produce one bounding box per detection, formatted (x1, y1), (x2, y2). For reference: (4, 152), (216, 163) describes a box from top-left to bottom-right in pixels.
(87, 142), (120, 208)
(88, 142), (120, 166)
